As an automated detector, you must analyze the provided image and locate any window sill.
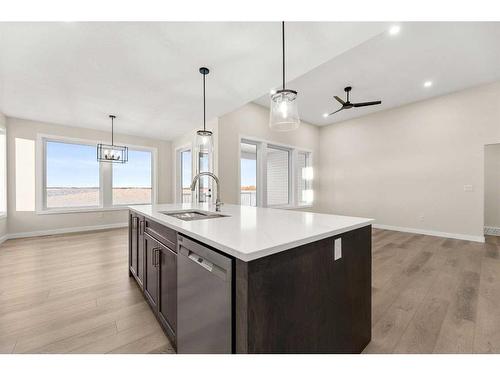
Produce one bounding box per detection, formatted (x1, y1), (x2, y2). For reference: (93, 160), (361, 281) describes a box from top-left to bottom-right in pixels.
(36, 205), (150, 215)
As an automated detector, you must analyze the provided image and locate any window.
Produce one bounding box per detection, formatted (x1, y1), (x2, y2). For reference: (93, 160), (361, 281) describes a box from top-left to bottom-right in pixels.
(198, 151), (210, 203)
(180, 149), (192, 203)
(45, 140), (100, 209)
(240, 141), (257, 207)
(112, 149), (152, 205)
(0, 129), (6, 216)
(298, 151), (313, 205)
(239, 138), (313, 208)
(40, 136), (156, 212)
(266, 146), (290, 206)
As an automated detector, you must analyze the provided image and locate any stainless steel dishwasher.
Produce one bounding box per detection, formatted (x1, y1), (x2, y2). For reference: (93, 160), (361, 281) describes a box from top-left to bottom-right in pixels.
(177, 234), (232, 354)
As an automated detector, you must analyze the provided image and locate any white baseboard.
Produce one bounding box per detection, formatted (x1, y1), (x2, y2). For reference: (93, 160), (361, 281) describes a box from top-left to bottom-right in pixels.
(373, 224), (485, 243)
(6, 222), (128, 240)
(0, 234), (7, 245)
(484, 226), (500, 236)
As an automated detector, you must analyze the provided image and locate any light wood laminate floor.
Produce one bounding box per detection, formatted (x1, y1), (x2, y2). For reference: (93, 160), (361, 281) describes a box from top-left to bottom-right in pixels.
(0, 227), (499, 354)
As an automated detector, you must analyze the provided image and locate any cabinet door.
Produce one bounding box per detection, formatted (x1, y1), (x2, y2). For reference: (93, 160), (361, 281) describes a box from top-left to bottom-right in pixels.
(158, 244), (177, 335)
(137, 217), (145, 285)
(129, 214), (138, 277)
(144, 233), (159, 309)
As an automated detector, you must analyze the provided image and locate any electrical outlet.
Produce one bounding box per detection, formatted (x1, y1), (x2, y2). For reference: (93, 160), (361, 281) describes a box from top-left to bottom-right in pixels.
(464, 185), (474, 192)
(419, 214), (425, 222)
(334, 238), (342, 261)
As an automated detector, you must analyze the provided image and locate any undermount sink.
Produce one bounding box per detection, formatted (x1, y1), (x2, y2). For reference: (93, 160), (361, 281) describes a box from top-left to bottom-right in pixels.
(160, 210), (229, 221)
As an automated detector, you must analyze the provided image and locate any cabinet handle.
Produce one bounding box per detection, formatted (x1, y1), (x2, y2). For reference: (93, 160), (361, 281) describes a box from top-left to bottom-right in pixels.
(139, 220), (144, 235)
(133, 217), (138, 228)
(154, 248), (160, 267)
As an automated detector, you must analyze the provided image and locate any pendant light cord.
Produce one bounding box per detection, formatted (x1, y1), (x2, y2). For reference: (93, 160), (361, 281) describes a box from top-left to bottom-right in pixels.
(203, 72), (206, 132)
(111, 116), (114, 146)
(282, 21), (285, 91)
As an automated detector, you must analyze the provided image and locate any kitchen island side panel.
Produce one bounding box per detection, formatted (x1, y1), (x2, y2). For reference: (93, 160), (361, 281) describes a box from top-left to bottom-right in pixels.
(235, 225), (372, 354)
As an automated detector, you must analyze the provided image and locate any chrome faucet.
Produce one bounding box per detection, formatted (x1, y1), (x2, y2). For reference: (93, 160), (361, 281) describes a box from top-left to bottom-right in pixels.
(190, 172), (223, 212)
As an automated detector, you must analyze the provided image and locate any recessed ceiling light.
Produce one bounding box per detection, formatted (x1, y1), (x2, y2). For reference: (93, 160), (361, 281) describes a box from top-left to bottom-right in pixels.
(323, 113), (328, 118)
(424, 81), (433, 88)
(389, 25), (401, 36)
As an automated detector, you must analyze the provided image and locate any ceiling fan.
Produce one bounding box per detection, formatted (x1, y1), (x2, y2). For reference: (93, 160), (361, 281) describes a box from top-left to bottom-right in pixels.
(327, 86), (382, 116)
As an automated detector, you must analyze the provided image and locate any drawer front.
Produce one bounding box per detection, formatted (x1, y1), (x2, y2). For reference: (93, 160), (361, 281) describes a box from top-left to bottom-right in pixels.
(145, 219), (177, 251)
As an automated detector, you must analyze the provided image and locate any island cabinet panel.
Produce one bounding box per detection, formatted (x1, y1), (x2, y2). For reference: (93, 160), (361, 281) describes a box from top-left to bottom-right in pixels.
(128, 212), (145, 289)
(158, 245), (177, 334)
(129, 213), (138, 277)
(141, 227), (177, 346)
(144, 232), (159, 310)
(235, 225), (372, 354)
(137, 216), (145, 286)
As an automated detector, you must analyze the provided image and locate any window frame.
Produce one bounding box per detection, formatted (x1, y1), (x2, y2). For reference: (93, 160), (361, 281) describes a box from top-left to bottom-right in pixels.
(239, 139), (259, 207)
(239, 136), (313, 209)
(0, 127), (6, 219)
(297, 150), (313, 207)
(176, 145), (193, 204)
(36, 134), (158, 214)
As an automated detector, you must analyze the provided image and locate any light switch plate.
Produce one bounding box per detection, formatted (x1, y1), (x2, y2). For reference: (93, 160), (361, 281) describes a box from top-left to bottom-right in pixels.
(334, 238), (342, 260)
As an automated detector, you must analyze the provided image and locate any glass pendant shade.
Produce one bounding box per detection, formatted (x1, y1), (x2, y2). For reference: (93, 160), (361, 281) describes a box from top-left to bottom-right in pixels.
(269, 89), (300, 131)
(195, 129), (213, 154)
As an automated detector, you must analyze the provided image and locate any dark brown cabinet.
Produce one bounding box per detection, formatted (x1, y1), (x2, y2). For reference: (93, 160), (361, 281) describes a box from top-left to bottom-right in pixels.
(129, 214), (139, 278)
(129, 213), (145, 288)
(144, 232), (159, 309)
(158, 244), (177, 335)
(141, 226), (177, 345)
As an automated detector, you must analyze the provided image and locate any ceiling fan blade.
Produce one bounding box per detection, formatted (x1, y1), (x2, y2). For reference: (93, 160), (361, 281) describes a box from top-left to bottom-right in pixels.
(327, 107), (344, 116)
(334, 96), (346, 105)
(353, 101), (382, 108)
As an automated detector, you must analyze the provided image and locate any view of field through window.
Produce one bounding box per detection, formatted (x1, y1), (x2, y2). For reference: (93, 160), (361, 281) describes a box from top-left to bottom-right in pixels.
(113, 149), (152, 205)
(46, 141), (152, 208)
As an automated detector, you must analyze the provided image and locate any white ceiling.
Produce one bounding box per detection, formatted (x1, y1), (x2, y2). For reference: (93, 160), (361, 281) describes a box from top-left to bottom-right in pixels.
(0, 22), (388, 140)
(254, 22), (500, 126)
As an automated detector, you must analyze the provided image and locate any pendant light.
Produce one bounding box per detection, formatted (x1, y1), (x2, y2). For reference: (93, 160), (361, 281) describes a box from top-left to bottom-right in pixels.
(195, 67), (213, 154)
(97, 115), (128, 163)
(269, 21), (300, 131)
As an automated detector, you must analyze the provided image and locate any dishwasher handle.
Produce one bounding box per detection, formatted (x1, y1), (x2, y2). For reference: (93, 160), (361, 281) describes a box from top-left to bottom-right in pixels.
(180, 246), (229, 281)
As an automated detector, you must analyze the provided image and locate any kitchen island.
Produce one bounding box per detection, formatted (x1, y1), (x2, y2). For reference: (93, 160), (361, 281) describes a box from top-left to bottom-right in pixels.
(128, 203), (373, 354)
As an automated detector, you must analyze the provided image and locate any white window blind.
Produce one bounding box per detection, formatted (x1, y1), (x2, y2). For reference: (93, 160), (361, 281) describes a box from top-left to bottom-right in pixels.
(266, 146), (289, 206)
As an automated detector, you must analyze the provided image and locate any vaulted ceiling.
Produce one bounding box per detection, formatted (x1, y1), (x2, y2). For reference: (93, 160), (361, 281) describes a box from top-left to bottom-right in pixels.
(254, 22), (500, 126)
(0, 22), (387, 139)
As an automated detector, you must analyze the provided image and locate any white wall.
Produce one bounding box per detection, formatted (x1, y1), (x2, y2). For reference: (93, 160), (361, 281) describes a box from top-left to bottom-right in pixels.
(217, 102), (320, 210)
(0, 112), (6, 242)
(6, 117), (172, 237)
(319, 81), (500, 241)
(485, 143), (500, 229)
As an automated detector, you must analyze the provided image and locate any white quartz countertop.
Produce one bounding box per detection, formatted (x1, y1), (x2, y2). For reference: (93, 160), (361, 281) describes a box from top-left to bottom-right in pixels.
(129, 203), (373, 262)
